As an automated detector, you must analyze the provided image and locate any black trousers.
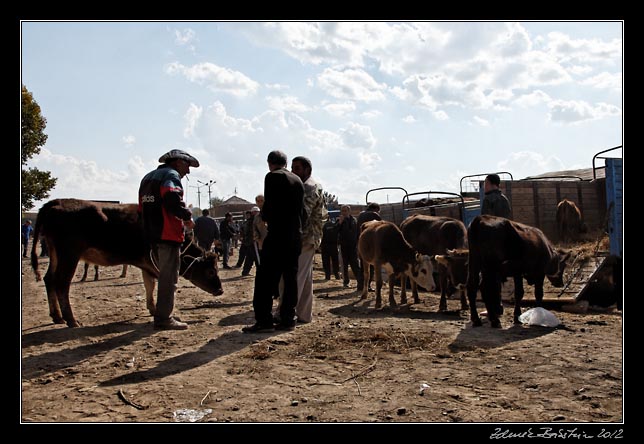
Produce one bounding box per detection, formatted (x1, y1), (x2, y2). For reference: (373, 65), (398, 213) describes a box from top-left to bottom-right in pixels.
(253, 234), (301, 326)
(321, 244), (340, 278)
(340, 243), (363, 288)
(241, 243), (259, 274)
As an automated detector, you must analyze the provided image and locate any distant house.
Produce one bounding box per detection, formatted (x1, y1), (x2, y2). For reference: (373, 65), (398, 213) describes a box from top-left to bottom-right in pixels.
(212, 195), (255, 219)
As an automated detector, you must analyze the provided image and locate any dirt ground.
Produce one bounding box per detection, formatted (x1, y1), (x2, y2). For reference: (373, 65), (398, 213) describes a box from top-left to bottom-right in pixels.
(21, 246), (623, 424)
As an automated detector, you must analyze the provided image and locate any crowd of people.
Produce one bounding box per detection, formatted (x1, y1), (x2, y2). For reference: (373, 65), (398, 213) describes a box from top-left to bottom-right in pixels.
(24, 147), (511, 333)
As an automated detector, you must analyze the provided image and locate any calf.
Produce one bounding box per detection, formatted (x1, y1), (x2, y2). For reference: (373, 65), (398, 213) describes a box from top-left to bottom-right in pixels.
(31, 198), (223, 327)
(399, 215), (468, 311)
(556, 198), (584, 243)
(358, 220), (435, 308)
(467, 215), (569, 328)
(80, 263), (128, 281)
(434, 248), (469, 309)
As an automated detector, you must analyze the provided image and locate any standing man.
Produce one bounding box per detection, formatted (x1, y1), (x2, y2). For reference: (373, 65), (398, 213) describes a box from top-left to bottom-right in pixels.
(338, 205), (364, 291)
(194, 208), (220, 252)
(219, 212), (236, 269)
(138, 149), (199, 330)
(291, 156), (327, 324)
(21, 219), (33, 258)
(320, 217), (340, 280)
(481, 174), (512, 219)
(243, 150), (305, 333)
(356, 202), (382, 290)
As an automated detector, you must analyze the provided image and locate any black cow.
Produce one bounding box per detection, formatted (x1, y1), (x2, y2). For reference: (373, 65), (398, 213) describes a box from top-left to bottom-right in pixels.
(31, 198), (223, 327)
(434, 248), (469, 307)
(467, 215), (569, 328)
(399, 214), (468, 311)
(556, 198), (585, 243)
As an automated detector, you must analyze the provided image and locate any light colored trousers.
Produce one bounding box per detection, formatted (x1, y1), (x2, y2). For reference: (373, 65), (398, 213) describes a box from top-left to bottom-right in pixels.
(277, 243), (316, 323)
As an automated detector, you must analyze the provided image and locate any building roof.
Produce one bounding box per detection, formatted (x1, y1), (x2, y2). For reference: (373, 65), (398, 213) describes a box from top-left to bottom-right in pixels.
(221, 195), (253, 205)
(522, 167), (605, 181)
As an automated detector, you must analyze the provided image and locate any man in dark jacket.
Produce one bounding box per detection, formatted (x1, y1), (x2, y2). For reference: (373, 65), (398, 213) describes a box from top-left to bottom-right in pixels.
(219, 213), (236, 269)
(481, 174), (512, 219)
(243, 150), (305, 333)
(138, 149), (198, 330)
(338, 205), (363, 291)
(356, 202), (382, 290)
(321, 218), (340, 280)
(194, 209), (219, 251)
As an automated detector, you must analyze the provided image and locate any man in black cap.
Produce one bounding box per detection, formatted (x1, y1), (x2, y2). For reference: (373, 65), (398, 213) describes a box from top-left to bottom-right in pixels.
(138, 149), (199, 330)
(481, 173), (511, 219)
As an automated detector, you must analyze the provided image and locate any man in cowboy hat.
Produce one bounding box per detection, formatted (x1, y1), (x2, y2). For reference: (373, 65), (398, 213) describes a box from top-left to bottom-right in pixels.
(138, 149), (199, 330)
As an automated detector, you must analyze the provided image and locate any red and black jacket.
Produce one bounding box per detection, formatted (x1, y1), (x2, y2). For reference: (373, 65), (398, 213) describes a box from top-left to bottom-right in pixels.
(138, 165), (192, 245)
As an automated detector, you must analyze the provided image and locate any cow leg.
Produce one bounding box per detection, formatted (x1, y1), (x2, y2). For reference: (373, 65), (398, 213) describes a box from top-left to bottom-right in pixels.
(388, 274), (398, 307)
(43, 262), (65, 324)
(482, 272), (502, 328)
(80, 263), (89, 282)
(438, 266), (448, 312)
(459, 289), (469, 311)
(360, 260), (370, 300)
(412, 279), (420, 304)
(120, 264), (128, 278)
(534, 275), (545, 307)
(142, 270), (157, 316)
(93, 265), (99, 281)
(54, 258), (82, 327)
(467, 258), (482, 327)
(374, 263), (383, 309)
(513, 275), (525, 324)
(399, 274), (407, 304)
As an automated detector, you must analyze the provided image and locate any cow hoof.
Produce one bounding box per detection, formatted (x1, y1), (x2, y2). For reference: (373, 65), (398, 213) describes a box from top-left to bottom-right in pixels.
(67, 321), (81, 328)
(52, 317), (66, 325)
(490, 320), (502, 329)
(514, 317), (521, 324)
(438, 305), (447, 312)
(413, 298), (420, 304)
(375, 302), (382, 309)
(472, 319), (483, 327)
(461, 304), (469, 311)
(360, 294), (368, 300)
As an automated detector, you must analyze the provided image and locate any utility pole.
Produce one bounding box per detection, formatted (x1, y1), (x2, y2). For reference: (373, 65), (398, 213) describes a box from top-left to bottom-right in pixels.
(190, 183), (206, 209)
(198, 179), (216, 209)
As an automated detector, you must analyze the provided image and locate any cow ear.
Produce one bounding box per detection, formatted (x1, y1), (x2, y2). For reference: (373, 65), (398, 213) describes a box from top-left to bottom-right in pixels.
(434, 255), (449, 266)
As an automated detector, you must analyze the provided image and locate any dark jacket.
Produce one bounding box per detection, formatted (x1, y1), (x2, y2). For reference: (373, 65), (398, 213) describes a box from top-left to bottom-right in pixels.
(482, 189), (512, 219)
(219, 218), (236, 241)
(194, 215), (220, 245)
(356, 210), (382, 238)
(338, 215), (359, 247)
(321, 219), (340, 248)
(261, 167), (305, 241)
(138, 164), (191, 245)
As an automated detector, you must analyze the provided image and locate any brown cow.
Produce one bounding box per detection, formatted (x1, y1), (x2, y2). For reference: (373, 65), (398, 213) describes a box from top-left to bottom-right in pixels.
(467, 215), (569, 328)
(434, 248), (469, 308)
(80, 263), (128, 281)
(31, 198), (223, 327)
(399, 214), (468, 311)
(358, 220), (435, 308)
(556, 198), (584, 243)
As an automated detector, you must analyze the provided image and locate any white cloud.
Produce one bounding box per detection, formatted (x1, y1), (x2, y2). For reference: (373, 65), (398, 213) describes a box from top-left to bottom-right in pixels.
(361, 110), (382, 119)
(580, 72), (622, 91)
(266, 95), (310, 113)
(122, 135), (136, 146)
(498, 151), (565, 180)
(340, 122), (376, 150)
(514, 90), (552, 107)
(402, 115), (417, 123)
(323, 101), (356, 117)
(492, 22), (532, 57)
(165, 62), (260, 97)
(174, 28), (196, 46)
(183, 103), (202, 138)
(546, 32), (622, 65)
(548, 99), (621, 124)
(472, 116), (490, 127)
(433, 110), (449, 121)
(358, 151), (381, 169)
(265, 83), (290, 90)
(317, 68), (387, 102)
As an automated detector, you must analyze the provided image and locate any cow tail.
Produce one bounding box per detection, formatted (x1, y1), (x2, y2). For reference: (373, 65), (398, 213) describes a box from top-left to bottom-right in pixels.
(30, 210), (43, 281)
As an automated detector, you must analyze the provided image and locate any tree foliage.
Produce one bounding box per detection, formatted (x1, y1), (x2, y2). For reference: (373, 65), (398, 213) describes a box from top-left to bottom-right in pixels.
(210, 196), (225, 208)
(22, 85), (56, 212)
(323, 191), (339, 210)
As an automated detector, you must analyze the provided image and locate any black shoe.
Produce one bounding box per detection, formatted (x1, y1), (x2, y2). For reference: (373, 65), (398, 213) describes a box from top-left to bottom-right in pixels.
(272, 314), (282, 324)
(334, 274), (340, 280)
(223, 265), (232, 270)
(274, 323), (295, 331)
(242, 323), (275, 333)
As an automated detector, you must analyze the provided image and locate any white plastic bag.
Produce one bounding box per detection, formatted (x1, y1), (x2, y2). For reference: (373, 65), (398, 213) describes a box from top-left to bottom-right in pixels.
(173, 408), (213, 422)
(518, 307), (560, 327)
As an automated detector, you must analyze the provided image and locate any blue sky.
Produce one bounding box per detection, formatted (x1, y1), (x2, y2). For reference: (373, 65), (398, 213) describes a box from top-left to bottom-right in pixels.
(21, 21), (622, 210)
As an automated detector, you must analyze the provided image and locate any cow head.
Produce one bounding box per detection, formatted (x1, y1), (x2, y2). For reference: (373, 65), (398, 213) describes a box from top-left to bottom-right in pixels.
(408, 252), (436, 292)
(546, 249), (571, 288)
(434, 248), (469, 290)
(180, 239), (224, 296)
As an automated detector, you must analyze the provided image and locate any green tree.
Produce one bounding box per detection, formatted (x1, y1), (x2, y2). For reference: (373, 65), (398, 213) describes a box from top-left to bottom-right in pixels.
(22, 85), (56, 212)
(323, 191), (339, 210)
(210, 196), (225, 209)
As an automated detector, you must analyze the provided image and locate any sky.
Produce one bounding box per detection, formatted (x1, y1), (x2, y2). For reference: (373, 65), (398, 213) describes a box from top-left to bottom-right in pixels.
(21, 21), (623, 210)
